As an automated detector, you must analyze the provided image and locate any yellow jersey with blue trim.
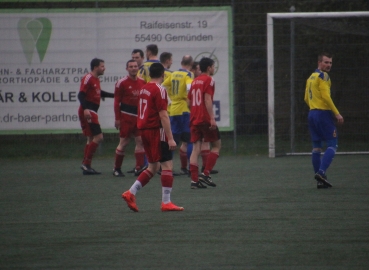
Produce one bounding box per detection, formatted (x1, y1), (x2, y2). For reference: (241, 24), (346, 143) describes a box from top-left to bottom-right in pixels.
(138, 60), (160, 83)
(164, 69), (173, 115)
(304, 69), (339, 115)
(162, 68), (194, 116)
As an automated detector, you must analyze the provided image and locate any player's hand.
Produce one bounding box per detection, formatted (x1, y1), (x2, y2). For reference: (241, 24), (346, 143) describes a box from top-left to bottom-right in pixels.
(209, 119), (217, 130)
(168, 139), (177, 151)
(114, 120), (121, 130)
(84, 109), (91, 122)
(336, 114), (344, 124)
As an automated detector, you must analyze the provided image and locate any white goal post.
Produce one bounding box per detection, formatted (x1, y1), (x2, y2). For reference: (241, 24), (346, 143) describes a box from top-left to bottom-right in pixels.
(267, 11), (369, 158)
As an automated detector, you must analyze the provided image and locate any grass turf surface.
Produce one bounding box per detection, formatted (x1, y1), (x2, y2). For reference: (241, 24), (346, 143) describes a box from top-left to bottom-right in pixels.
(1, 155), (369, 269)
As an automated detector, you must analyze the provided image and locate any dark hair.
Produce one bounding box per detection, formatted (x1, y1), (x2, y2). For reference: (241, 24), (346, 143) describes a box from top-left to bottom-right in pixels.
(199, 57), (214, 72)
(90, 58), (104, 71)
(191, 61), (199, 71)
(318, 52), (333, 61)
(126, 59), (137, 68)
(149, 63), (164, 78)
(160, 52), (172, 64)
(146, 44), (158, 56)
(132, 49), (144, 58)
(181, 55), (193, 66)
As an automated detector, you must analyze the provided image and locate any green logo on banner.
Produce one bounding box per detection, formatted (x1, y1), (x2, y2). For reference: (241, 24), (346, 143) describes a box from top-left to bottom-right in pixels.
(17, 18), (52, 65)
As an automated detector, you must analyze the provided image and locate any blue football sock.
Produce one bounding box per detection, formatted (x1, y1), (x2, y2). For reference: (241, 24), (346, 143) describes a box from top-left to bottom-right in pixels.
(312, 150), (321, 173)
(319, 147), (336, 174)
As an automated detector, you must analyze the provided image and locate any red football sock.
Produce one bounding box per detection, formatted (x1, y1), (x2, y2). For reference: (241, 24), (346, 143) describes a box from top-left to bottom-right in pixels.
(82, 144), (89, 163)
(179, 149), (187, 169)
(135, 150), (145, 169)
(84, 141), (99, 166)
(161, 170), (174, 187)
(137, 169), (153, 187)
(114, 149), (124, 169)
(190, 163), (199, 182)
(203, 152), (219, 176)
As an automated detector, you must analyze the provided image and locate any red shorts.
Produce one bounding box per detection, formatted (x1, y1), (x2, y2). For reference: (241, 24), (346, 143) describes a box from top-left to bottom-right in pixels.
(141, 129), (172, 163)
(78, 107), (101, 137)
(140, 129), (161, 163)
(190, 124), (220, 143)
(119, 113), (140, 138)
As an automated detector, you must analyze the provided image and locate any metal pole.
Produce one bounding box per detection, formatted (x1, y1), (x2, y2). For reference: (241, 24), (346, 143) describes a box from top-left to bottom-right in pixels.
(231, 0), (237, 153)
(290, 6), (295, 153)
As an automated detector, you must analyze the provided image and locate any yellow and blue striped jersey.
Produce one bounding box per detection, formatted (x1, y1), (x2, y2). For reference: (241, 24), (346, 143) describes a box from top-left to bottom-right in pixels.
(138, 60), (160, 83)
(162, 68), (194, 116)
(304, 69), (339, 115)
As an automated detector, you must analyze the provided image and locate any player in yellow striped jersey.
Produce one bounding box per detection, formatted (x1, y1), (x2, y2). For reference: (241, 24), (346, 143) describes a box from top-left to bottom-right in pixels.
(138, 44), (160, 83)
(162, 55), (194, 175)
(304, 52), (344, 189)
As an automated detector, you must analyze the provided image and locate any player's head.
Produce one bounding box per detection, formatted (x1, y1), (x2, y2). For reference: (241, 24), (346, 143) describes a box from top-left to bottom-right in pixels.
(191, 61), (201, 78)
(318, 52), (333, 73)
(90, 58), (105, 76)
(146, 44), (158, 59)
(160, 52), (173, 69)
(132, 49), (144, 67)
(126, 59), (139, 77)
(181, 55), (193, 68)
(149, 62), (164, 79)
(199, 57), (215, 75)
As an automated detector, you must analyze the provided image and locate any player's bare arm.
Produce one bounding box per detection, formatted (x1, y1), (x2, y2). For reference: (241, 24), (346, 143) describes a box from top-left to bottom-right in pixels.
(205, 93), (216, 129)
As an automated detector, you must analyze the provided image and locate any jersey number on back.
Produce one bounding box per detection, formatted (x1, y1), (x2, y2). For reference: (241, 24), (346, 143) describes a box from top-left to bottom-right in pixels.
(191, 88), (202, 106)
(171, 80), (180, 95)
(139, 98), (148, 119)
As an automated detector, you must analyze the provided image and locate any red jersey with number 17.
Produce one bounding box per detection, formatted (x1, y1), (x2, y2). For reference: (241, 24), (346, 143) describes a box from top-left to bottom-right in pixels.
(188, 74), (215, 126)
(137, 82), (168, 129)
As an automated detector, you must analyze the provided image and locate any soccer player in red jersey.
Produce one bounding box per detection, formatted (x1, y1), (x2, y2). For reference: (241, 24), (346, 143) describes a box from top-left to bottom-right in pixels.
(187, 57), (221, 189)
(190, 61), (219, 175)
(113, 60), (147, 177)
(122, 63), (184, 212)
(78, 58), (114, 175)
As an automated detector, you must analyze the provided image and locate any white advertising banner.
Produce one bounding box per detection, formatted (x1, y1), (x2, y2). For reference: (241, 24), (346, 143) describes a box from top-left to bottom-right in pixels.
(0, 7), (233, 134)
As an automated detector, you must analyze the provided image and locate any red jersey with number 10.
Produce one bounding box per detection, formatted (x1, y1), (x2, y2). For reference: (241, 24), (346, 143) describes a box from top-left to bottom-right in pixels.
(137, 82), (168, 129)
(188, 74), (215, 126)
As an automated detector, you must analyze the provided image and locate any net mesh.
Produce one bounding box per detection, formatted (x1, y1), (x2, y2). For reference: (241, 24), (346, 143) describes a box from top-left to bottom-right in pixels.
(273, 16), (369, 155)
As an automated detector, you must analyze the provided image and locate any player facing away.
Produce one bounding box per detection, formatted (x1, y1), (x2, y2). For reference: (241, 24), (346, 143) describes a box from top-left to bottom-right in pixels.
(78, 58), (114, 175)
(162, 55), (194, 175)
(188, 57), (220, 189)
(304, 52), (344, 188)
(113, 60), (147, 177)
(122, 63), (184, 212)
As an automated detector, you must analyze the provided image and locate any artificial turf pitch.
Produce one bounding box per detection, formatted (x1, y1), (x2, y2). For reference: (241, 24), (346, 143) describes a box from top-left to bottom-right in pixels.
(1, 155), (369, 269)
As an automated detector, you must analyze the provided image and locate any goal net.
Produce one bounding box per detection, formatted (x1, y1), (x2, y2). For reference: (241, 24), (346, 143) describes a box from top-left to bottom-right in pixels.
(267, 12), (369, 157)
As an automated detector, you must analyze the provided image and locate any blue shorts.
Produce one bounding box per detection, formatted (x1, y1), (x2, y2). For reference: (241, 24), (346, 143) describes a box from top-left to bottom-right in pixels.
(308, 110), (338, 142)
(170, 113), (190, 135)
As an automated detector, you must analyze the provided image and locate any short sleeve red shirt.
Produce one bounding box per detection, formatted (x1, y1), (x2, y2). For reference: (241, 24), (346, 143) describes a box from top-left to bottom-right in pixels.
(137, 82), (168, 130)
(114, 76), (146, 120)
(188, 74), (215, 126)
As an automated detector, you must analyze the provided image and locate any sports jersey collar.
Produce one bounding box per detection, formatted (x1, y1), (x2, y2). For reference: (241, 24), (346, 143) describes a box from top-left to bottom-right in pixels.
(146, 60), (160, 63)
